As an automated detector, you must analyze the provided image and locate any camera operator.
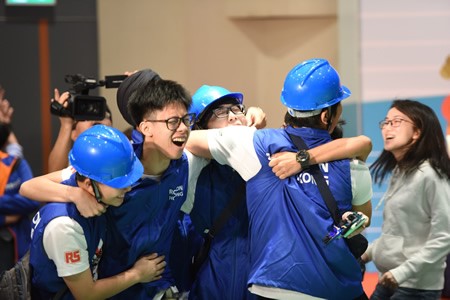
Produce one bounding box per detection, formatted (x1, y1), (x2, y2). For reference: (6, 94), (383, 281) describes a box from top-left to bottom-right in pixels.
(48, 88), (112, 173)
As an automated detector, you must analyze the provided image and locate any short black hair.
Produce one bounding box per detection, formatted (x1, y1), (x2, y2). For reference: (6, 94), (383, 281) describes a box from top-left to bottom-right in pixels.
(330, 119), (347, 140)
(284, 103), (340, 130)
(128, 78), (192, 125)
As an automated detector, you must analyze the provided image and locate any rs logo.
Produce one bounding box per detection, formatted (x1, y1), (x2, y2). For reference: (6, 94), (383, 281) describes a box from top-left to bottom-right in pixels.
(65, 250), (81, 263)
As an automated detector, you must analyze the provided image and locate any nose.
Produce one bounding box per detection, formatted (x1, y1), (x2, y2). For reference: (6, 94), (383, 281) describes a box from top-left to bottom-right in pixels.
(228, 110), (238, 120)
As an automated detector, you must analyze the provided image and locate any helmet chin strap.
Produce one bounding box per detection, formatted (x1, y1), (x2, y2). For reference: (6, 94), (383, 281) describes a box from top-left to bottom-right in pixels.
(90, 179), (104, 203)
(326, 107), (334, 132)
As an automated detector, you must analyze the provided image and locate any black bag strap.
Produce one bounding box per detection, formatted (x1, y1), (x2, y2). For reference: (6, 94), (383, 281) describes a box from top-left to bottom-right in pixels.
(288, 133), (341, 225)
(191, 182), (246, 275)
(206, 183), (246, 239)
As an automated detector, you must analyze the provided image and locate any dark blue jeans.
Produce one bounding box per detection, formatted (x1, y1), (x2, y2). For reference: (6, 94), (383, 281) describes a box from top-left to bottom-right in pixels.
(370, 284), (441, 300)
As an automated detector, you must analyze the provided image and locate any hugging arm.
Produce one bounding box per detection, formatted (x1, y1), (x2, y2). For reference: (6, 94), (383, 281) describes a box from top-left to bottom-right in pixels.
(270, 135), (372, 179)
(19, 170), (105, 217)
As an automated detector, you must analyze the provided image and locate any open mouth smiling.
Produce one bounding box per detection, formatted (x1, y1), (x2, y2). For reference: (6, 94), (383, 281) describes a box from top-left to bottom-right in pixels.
(172, 136), (187, 147)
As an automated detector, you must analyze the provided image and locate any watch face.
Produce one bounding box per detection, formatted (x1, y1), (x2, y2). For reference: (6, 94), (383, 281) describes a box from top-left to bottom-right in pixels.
(296, 150), (310, 169)
(297, 150), (309, 161)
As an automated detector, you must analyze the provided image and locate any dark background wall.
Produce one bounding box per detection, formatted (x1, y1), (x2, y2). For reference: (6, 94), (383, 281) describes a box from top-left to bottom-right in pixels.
(0, 0), (98, 176)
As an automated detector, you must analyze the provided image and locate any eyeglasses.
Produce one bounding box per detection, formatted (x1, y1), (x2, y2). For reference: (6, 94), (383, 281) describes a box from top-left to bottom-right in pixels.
(144, 113), (196, 131)
(212, 104), (245, 119)
(378, 118), (413, 129)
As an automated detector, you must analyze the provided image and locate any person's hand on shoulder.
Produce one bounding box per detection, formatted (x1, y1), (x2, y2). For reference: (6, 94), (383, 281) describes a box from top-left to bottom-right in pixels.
(67, 185), (107, 217)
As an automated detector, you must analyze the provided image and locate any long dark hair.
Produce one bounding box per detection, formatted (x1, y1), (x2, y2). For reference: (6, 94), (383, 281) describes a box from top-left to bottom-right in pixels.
(371, 99), (450, 184)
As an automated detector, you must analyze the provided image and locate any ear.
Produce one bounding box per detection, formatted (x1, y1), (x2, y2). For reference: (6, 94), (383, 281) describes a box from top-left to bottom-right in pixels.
(77, 177), (97, 198)
(320, 110), (329, 125)
(78, 177), (91, 190)
(71, 129), (78, 142)
(138, 120), (153, 138)
(412, 127), (421, 141)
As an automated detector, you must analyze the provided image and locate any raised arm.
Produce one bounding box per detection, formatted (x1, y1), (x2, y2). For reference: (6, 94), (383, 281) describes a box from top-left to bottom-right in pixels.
(0, 86), (24, 158)
(270, 135), (372, 179)
(48, 89), (75, 172)
(186, 130), (213, 159)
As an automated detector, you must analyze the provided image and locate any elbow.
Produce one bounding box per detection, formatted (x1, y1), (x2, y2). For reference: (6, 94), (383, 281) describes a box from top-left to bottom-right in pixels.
(356, 135), (372, 161)
(358, 135), (373, 152)
(19, 181), (30, 198)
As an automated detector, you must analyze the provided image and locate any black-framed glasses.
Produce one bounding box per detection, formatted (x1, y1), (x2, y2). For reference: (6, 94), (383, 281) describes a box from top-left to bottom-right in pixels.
(212, 104), (245, 119)
(144, 113), (196, 131)
(378, 118), (413, 129)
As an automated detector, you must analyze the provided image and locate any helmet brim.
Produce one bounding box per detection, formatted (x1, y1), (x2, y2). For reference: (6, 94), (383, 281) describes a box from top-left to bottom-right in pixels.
(101, 156), (144, 189)
(196, 92), (243, 124)
(281, 85), (351, 111)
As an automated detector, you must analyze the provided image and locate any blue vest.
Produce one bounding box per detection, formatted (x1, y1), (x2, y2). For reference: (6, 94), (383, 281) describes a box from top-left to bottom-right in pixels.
(100, 153), (190, 299)
(188, 161), (256, 300)
(30, 176), (106, 300)
(247, 126), (363, 299)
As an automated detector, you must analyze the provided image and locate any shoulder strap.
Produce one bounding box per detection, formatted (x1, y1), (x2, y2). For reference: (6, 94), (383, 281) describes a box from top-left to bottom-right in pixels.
(191, 183), (246, 275)
(207, 182), (246, 238)
(288, 133), (341, 225)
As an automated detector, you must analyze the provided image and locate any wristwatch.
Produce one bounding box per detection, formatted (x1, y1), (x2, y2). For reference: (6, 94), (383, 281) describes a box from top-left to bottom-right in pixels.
(296, 149), (310, 170)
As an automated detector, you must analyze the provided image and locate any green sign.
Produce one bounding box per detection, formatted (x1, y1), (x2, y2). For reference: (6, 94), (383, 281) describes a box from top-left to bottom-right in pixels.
(5, 0), (56, 5)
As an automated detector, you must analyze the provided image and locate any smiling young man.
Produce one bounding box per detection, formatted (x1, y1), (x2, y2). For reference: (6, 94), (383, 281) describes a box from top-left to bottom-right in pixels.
(93, 78), (211, 299)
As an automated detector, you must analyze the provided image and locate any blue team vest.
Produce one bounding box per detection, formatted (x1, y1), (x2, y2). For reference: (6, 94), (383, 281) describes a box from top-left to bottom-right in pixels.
(100, 153), (190, 300)
(247, 126), (363, 300)
(30, 176), (106, 300)
(189, 161), (256, 300)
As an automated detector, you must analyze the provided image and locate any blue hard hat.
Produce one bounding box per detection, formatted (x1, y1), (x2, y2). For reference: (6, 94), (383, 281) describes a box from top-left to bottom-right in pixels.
(190, 85), (243, 124)
(280, 58), (351, 113)
(69, 125), (143, 188)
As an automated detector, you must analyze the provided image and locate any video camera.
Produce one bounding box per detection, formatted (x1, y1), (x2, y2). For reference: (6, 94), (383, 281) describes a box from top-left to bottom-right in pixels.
(50, 73), (127, 121)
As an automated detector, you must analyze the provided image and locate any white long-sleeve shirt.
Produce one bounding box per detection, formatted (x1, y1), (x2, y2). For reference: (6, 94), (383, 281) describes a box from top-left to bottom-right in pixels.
(366, 161), (450, 290)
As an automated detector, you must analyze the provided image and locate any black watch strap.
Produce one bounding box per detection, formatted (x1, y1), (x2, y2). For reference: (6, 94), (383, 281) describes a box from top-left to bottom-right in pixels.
(296, 149), (310, 169)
